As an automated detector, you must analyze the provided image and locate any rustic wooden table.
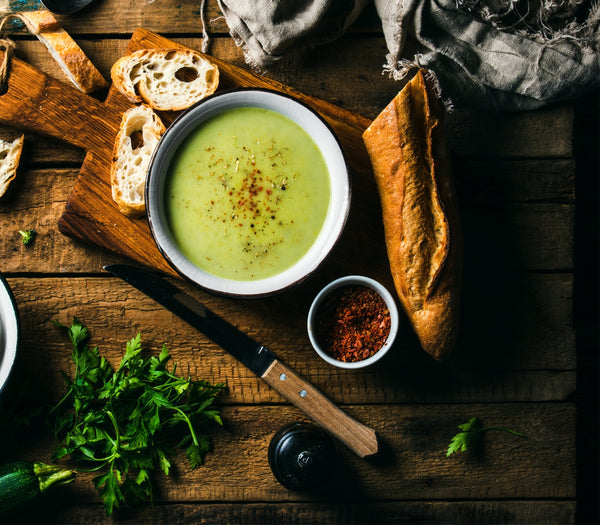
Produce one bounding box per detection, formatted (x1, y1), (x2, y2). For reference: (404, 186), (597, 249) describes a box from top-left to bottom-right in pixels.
(0, 1), (598, 523)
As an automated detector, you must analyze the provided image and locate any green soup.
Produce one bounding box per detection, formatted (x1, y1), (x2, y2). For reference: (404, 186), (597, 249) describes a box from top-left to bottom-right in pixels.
(165, 107), (331, 281)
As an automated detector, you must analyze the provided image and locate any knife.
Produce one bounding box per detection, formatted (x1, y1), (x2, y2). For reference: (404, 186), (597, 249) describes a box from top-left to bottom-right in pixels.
(104, 264), (379, 458)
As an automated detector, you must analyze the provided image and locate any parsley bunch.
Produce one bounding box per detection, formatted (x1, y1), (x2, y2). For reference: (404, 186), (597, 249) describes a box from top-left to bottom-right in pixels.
(447, 416), (525, 456)
(50, 318), (225, 515)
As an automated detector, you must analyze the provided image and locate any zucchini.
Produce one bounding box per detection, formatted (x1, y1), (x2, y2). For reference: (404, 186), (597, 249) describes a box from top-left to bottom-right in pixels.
(0, 461), (76, 515)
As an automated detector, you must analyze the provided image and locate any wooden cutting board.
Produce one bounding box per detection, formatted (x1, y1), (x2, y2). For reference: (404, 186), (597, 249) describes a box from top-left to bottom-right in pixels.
(0, 28), (389, 284)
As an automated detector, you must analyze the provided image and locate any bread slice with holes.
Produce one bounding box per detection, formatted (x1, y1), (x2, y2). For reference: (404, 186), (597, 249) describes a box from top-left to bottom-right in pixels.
(0, 132), (25, 198)
(111, 48), (219, 111)
(110, 104), (166, 218)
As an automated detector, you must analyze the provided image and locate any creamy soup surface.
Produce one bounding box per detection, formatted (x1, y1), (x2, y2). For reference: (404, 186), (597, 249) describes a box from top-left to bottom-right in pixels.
(165, 107), (331, 281)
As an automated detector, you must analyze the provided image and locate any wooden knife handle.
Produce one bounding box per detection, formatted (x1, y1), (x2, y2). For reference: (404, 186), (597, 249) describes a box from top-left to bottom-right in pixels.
(0, 52), (122, 151)
(261, 359), (379, 458)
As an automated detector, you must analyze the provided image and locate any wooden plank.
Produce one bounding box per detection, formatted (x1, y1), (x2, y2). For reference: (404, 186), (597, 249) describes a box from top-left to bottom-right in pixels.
(0, 126), (83, 165)
(458, 273), (575, 370)
(5, 500), (576, 524)
(0, 169), (130, 272)
(1, 403), (575, 501)
(1, 0), (383, 36)
(446, 106), (573, 158)
(5, 276), (575, 404)
(455, 158), (575, 204)
(462, 204), (574, 271)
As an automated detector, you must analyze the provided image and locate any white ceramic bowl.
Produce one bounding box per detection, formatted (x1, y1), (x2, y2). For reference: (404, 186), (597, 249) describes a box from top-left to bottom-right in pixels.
(307, 275), (399, 369)
(147, 88), (350, 298)
(0, 273), (19, 394)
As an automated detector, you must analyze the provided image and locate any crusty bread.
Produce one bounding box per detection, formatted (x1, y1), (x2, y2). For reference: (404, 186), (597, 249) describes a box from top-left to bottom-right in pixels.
(17, 10), (108, 93)
(111, 48), (219, 111)
(110, 104), (166, 218)
(0, 132), (24, 198)
(362, 70), (462, 360)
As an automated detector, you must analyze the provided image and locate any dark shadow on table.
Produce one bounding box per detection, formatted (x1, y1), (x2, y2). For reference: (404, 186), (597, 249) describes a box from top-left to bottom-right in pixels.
(573, 88), (599, 525)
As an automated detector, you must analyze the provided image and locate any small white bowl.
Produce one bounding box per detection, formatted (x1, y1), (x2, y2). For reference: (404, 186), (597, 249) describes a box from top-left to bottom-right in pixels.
(147, 88), (350, 298)
(307, 276), (399, 369)
(0, 273), (19, 395)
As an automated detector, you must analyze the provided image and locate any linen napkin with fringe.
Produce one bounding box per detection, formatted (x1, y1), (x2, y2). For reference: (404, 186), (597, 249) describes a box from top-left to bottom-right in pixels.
(214, 0), (599, 110)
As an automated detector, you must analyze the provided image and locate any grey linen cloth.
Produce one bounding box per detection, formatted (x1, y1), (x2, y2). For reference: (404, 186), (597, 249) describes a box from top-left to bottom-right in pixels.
(214, 0), (600, 110)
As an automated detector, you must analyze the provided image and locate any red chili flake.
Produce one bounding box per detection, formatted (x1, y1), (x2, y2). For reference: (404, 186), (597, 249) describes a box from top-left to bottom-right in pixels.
(314, 285), (391, 363)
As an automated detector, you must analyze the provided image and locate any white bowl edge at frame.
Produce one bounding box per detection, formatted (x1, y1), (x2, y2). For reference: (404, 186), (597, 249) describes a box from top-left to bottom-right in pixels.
(146, 88), (351, 298)
(0, 273), (19, 395)
(307, 275), (399, 369)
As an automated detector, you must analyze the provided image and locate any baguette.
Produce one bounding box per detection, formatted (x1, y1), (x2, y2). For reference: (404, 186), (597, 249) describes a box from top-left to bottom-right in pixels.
(110, 104), (166, 218)
(0, 132), (24, 198)
(111, 48), (219, 111)
(362, 70), (462, 360)
(17, 10), (108, 93)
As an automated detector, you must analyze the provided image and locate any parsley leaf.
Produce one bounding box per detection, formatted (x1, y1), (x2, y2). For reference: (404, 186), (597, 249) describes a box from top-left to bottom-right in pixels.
(50, 318), (225, 515)
(447, 416), (526, 456)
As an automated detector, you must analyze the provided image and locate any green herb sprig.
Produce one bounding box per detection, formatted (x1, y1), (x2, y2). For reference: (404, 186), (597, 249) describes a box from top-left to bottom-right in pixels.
(50, 318), (225, 515)
(447, 417), (526, 456)
(18, 229), (36, 246)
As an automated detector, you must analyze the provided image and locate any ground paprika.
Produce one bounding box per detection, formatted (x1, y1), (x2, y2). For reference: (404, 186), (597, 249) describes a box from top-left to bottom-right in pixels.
(314, 285), (391, 362)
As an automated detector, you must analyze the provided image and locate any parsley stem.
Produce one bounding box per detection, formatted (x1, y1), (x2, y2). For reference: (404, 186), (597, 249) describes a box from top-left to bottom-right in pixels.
(106, 410), (121, 449)
(481, 427), (526, 437)
(49, 386), (74, 415)
(174, 407), (199, 446)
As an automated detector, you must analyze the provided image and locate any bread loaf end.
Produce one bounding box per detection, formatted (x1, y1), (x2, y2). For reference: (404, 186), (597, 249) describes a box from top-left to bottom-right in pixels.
(363, 70), (462, 360)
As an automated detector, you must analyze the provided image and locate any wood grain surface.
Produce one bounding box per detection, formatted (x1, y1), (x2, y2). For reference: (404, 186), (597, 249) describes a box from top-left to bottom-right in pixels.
(0, 1), (595, 523)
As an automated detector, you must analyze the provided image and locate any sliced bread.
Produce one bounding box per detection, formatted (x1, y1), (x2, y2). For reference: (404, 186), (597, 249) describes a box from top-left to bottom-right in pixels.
(110, 104), (166, 218)
(111, 48), (219, 111)
(0, 133), (25, 198)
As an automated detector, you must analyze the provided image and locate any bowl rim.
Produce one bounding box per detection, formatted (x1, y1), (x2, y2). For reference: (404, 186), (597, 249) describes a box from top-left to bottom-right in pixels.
(0, 272), (19, 394)
(307, 275), (399, 369)
(146, 87), (351, 298)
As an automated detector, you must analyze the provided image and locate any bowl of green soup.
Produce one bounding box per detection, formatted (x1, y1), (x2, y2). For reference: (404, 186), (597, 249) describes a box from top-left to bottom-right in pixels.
(147, 88), (351, 297)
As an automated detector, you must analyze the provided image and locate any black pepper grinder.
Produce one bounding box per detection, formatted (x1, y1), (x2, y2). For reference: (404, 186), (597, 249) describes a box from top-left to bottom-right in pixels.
(268, 422), (339, 492)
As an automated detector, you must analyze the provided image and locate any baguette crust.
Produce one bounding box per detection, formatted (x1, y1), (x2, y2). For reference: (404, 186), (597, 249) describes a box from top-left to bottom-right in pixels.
(110, 48), (219, 111)
(362, 70), (462, 360)
(18, 10), (108, 93)
(110, 104), (166, 218)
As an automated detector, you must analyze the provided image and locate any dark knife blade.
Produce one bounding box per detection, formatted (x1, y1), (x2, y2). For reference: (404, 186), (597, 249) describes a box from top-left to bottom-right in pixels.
(104, 263), (378, 458)
(104, 264), (275, 377)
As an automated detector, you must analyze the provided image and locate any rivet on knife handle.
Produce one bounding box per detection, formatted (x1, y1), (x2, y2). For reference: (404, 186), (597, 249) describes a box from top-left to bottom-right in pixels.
(261, 359), (379, 458)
